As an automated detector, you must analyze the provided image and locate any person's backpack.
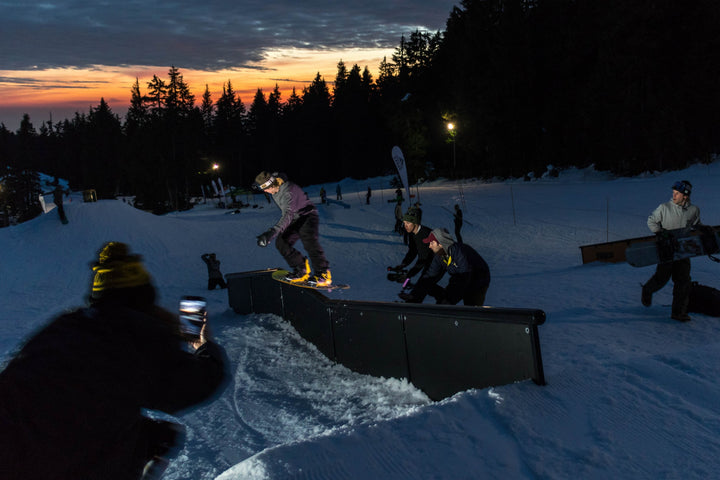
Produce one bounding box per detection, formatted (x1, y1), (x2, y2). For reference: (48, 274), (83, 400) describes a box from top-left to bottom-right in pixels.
(688, 282), (720, 317)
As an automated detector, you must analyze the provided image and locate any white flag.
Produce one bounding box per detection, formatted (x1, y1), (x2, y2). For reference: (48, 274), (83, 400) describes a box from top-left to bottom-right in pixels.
(391, 146), (410, 201)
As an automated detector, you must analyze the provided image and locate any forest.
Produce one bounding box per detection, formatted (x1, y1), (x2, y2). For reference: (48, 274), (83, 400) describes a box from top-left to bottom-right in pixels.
(2, 0), (719, 221)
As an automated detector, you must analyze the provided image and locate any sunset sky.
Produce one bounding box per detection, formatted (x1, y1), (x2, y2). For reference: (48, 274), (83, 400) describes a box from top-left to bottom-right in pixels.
(0, 0), (457, 131)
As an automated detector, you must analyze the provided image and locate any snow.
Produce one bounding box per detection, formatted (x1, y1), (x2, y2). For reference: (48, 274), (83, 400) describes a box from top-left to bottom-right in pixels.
(2, 163), (720, 479)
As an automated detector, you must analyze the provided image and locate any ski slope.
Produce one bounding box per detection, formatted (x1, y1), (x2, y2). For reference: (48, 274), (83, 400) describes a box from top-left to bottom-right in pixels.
(1, 163), (720, 479)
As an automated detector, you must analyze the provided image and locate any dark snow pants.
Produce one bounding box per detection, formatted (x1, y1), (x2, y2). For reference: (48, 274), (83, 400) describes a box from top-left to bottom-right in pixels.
(643, 258), (691, 316)
(275, 211), (329, 273)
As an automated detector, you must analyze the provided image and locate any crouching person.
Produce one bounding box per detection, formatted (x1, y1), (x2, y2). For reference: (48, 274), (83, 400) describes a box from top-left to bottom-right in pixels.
(0, 242), (228, 480)
(399, 228), (490, 306)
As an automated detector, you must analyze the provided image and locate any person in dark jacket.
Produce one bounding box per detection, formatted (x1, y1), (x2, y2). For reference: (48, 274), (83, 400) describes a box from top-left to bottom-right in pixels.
(201, 253), (227, 290)
(0, 242), (228, 480)
(389, 207), (435, 282)
(255, 171), (332, 286)
(453, 204), (463, 244)
(45, 178), (70, 224)
(399, 228), (490, 306)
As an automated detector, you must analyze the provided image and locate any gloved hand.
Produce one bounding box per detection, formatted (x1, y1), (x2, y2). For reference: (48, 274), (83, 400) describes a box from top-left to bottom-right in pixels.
(256, 230), (274, 247)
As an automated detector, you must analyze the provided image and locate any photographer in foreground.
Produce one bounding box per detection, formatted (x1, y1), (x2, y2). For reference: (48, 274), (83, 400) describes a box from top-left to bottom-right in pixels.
(0, 242), (228, 479)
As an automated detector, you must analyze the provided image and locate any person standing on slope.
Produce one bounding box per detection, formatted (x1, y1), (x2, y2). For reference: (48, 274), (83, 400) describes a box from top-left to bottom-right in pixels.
(641, 180), (701, 321)
(255, 171), (332, 287)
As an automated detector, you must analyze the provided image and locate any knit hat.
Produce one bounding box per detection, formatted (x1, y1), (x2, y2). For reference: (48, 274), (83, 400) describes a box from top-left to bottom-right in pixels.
(422, 228), (455, 250)
(672, 180), (692, 196)
(254, 171), (277, 190)
(90, 242), (155, 306)
(402, 207), (420, 225)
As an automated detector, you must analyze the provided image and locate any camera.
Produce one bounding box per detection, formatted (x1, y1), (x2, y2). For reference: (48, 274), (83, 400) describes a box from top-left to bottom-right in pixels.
(178, 295), (207, 340)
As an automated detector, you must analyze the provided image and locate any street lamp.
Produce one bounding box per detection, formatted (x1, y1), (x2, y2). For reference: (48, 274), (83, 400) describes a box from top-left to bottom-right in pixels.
(447, 122), (457, 175)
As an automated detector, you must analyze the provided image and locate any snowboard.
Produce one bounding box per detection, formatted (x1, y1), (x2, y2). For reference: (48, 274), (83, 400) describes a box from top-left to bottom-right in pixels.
(271, 269), (349, 291)
(625, 226), (720, 267)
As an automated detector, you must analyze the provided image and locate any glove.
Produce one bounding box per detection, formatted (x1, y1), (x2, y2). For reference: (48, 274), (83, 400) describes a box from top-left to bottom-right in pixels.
(256, 230), (274, 247)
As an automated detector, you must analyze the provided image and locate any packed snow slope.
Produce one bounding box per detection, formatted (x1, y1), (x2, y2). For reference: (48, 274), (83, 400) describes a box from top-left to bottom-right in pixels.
(2, 163), (720, 479)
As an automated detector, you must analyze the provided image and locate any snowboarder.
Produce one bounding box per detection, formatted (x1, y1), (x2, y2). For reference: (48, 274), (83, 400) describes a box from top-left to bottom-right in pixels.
(641, 180), (701, 321)
(0, 242), (228, 480)
(388, 206), (435, 283)
(201, 253), (227, 290)
(453, 204), (463, 244)
(399, 228), (490, 306)
(255, 171), (332, 286)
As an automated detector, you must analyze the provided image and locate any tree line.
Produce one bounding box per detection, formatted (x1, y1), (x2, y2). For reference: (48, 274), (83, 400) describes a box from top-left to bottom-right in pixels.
(2, 0), (719, 221)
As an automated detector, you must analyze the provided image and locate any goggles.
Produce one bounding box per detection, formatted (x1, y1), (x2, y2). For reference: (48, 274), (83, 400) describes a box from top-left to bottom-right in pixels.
(257, 176), (276, 190)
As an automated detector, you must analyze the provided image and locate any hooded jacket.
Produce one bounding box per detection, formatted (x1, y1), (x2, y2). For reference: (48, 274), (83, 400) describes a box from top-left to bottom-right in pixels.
(268, 180), (315, 239)
(647, 200), (700, 233)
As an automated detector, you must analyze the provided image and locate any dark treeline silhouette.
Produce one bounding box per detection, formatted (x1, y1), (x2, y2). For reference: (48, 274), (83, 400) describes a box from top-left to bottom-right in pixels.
(2, 0), (719, 221)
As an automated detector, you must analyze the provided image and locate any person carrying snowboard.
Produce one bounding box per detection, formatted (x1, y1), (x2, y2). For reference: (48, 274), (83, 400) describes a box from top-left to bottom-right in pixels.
(255, 171), (332, 286)
(641, 180), (701, 321)
(399, 228), (490, 306)
(201, 253), (227, 290)
(0, 242), (228, 480)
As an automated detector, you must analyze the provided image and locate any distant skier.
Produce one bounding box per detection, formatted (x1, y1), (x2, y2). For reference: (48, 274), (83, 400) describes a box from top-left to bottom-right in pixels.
(0, 242), (228, 480)
(453, 204), (463, 244)
(394, 199), (407, 244)
(641, 180), (701, 321)
(201, 253), (227, 290)
(46, 178), (69, 224)
(399, 228), (490, 306)
(254, 171), (332, 286)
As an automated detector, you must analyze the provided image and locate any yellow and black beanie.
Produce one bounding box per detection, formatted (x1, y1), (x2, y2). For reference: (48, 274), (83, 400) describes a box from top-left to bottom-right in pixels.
(90, 242), (155, 306)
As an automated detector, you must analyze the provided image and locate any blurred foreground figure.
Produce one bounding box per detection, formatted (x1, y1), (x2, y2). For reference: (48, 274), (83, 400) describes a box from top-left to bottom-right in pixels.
(0, 242), (227, 479)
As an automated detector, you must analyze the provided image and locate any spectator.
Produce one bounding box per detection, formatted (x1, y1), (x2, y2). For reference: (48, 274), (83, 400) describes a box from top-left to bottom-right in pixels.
(0, 242), (228, 479)
(399, 228), (490, 306)
(201, 253), (227, 290)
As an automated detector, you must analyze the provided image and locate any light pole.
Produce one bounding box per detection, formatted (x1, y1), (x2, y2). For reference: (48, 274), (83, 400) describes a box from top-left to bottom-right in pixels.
(447, 122), (456, 176)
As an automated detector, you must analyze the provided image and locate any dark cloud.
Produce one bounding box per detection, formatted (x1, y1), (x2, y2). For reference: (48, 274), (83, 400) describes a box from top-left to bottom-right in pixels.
(0, 0), (456, 71)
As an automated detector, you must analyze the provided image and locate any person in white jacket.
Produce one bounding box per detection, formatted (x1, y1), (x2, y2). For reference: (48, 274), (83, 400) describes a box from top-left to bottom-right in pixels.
(642, 180), (701, 321)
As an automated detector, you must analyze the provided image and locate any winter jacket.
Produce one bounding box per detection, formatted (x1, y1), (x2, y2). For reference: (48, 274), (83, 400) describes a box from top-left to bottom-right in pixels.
(268, 181), (315, 240)
(647, 200), (700, 233)
(0, 304), (227, 480)
(421, 242), (491, 305)
(401, 225), (434, 277)
(201, 254), (224, 279)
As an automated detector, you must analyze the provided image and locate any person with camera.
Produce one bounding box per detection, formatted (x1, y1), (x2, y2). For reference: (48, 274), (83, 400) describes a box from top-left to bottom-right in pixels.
(399, 228), (490, 306)
(388, 206), (434, 284)
(0, 242), (228, 479)
(201, 252), (227, 290)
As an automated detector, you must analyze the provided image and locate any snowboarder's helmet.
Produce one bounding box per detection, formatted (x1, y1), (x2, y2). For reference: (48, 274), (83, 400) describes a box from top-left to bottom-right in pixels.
(672, 180), (692, 196)
(255, 171), (277, 190)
